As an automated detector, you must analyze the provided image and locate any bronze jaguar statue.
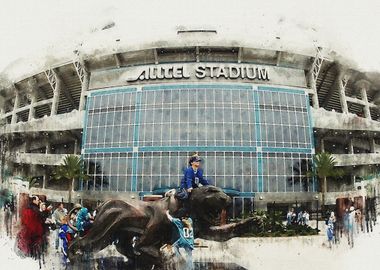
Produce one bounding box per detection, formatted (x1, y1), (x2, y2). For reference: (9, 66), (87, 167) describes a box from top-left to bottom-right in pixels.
(68, 186), (263, 269)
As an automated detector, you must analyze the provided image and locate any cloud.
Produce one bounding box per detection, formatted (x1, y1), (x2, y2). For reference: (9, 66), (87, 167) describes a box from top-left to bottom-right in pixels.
(0, 0), (379, 76)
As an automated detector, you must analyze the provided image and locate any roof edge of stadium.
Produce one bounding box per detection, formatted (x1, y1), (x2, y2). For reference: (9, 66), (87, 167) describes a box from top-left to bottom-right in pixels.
(0, 30), (369, 88)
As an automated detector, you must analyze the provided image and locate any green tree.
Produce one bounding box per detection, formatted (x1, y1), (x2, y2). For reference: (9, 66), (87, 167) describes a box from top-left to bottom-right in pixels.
(53, 155), (88, 203)
(24, 176), (40, 189)
(310, 152), (344, 207)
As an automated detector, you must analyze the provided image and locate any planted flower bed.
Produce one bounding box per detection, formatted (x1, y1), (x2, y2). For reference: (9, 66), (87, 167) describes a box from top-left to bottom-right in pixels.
(232, 211), (319, 237)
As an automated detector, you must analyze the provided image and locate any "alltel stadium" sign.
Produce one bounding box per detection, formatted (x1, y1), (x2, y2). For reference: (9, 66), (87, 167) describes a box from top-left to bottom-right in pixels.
(126, 64), (270, 82)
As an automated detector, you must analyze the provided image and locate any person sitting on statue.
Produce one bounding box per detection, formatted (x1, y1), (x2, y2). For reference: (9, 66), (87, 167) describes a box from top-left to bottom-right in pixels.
(177, 154), (210, 200)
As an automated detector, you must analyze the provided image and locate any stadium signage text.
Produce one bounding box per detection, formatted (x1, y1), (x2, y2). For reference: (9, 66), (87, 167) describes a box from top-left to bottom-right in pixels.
(126, 64), (270, 82)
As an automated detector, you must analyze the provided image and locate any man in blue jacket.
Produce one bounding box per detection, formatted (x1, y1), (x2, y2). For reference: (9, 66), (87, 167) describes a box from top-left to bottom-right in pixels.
(178, 154), (209, 200)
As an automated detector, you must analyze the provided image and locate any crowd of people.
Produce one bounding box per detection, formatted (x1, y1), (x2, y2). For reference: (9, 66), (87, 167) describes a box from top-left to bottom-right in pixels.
(16, 196), (94, 268)
(6, 153), (378, 269)
(285, 203), (378, 250)
(286, 208), (310, 226)
(325, 205), (377, 249)
(11, 154), (205, 270)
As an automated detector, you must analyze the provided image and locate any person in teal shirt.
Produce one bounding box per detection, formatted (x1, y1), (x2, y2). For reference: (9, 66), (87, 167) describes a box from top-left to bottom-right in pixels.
(166, 210), (194, 270)
(76, 207), (92, 237)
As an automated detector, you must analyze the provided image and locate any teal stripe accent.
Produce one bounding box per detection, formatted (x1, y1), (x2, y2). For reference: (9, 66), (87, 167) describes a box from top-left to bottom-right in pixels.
(84, 147), (134, 154)
(239, 192), (255, 197)
(143, 84), (252, 91)
(89, 87), (137, 97)
(84, 146), (257, 153)
(306, 94), (315, 149)
(258, 86), (305, 95)
(133, 91), (142, 147)
(84, 145), (311, 154)
(131, 151), (138, 191)
(257, 152), (264, 192)
(253, 91), (261, 143)
(253, 89), (263, 192)
(139, 191), (153, 197)
(261, 147), (312, 154)
(79, 156), (85, 191)
(131, 90), (143, 192)
(139, 146), (257, 152)
(82, 97), (90, 151)
(80, 98), (91, 191)
(305, 93), (317, 192)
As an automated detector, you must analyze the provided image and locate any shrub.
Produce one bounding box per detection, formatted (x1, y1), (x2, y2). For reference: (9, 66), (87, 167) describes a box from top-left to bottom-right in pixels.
(286, 230), (296, 236)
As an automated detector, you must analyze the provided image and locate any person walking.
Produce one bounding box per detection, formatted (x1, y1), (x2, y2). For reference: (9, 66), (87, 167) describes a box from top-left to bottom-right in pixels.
(3, 198), (15, 237)
(347, 206), (355, 248)
(304, 210), (310, 226)
(365, 204), (373, 233)
(297, 210), (303, 225)
(53, 202), (67, 250)
(286, 208), (294, 226)
(355, 209), (364, 233)
(343, 208), (349, 234)
(327, 213), (335, 249)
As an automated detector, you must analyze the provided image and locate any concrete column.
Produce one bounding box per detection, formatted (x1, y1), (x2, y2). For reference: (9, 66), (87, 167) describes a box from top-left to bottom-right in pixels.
(29, 164), (37, 175)
(320, 138), (325, 153)
(312, 93), (319, 109)
(50, 88), (60, 116)
(79, 70), (90, 111)
(349, 138), (354, 154)
(27, 78), (38, 121)
(28, 91), (37, 121)
(0, 95), (5, 129)
(24, 137), (31, 153)
(74, 139), (78, 154)
(370, 138), (375, 153)
(11, 89), (20, 124)
(50, 71), (62, 116)
(45, 140), (51, 154)
(0, 95), (5, 117)
(355, 80), (372, 120)
(308, 72), (320, 109)
(43, 170), (49, 189)
(21, 165), (27, 178)
(337, 66), (349, 114)
(361, 88), (371, 119)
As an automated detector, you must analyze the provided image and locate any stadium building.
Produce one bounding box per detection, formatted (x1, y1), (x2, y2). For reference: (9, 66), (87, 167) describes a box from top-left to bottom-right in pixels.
(1, 28), (380, 214)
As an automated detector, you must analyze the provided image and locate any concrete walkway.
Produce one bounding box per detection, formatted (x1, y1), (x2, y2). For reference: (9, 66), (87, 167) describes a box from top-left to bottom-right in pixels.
(0, 213), (379, 269)
(193, 221), (380, 270)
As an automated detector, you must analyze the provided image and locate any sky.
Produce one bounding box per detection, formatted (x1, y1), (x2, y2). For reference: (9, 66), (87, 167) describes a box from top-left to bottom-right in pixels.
(0, 0), (380, 77)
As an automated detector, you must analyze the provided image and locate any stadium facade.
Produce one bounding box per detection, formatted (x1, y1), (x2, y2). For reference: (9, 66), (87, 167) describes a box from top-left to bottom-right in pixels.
(1, 30), (380, 212)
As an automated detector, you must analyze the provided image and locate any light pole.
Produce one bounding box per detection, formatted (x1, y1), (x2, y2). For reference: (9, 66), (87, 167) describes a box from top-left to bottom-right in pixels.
(315, 195), (319, 231)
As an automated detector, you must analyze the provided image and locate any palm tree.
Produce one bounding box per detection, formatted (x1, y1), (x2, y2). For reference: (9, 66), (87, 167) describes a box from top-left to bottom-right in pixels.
(24, 176), (40, 189)
(53, 155), (88, 203)
(311, 152), (344, 207)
